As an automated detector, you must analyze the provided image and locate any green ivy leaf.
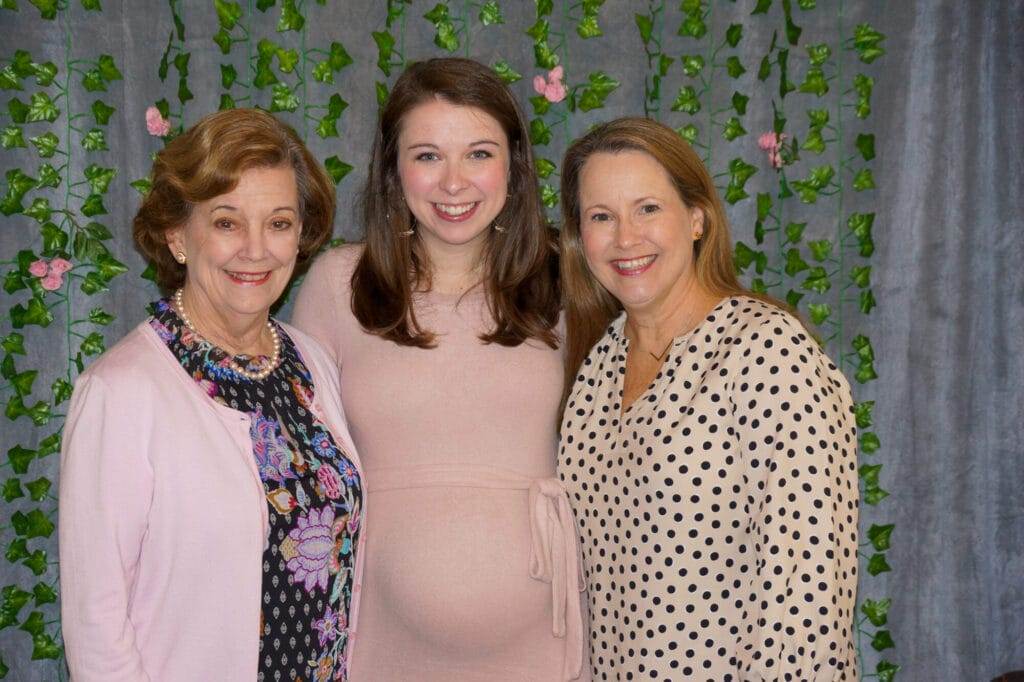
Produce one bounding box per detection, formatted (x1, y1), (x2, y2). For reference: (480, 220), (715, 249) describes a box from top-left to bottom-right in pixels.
(726, 23), (743, 47)
(81, 193), (107, 217)
(31, 583), (57, 607)
(576, 14), (602, 39)
(533, 41), (559, 69)
(375, 81), (389, 107)
(802, 266), (831, 294)
(28, 0), (57, 19)
(578, 72), (619, 112)
(2, 271), (26, 295)
(676, 124), (698, 143)
(722, 117), (746, 141)
(82, 68), (106, 92)
(853, 23), (886, 64)
(776, 48), (796, 97)
(876, 660), (900, 682)
(479, 0), (503, 25)
(854, 73), (874, 118)
(269, 84), (299, 112)
(312, 61), (333, 84)
(860, 431), (881, 454)
(83, 164), (116, 194)
(871, 629), (895, 652)
(756, 193), (772, 221)
(218, 93), (236, 111)
(535, 158), (556, 179)
(87, 100), (114, 127)
(867, 523), (894, 551)
(97, 54), (122, 81)
(1, 333), (26, 355)
(860, 288), (877, 314)
(856, 360), (878, 384)
(536, 0), (553, 15)
(214, 0), (242, 28)
(540, 184), (559, 208)
(36, 167), (61, 191)
(808, 303), (831, 325)
(853, 400), (874, 428)
(657, 54), (673, 77)
(5, 538), (29, 562)
(328, 41), (353, 71)
(783, 247), (809, 276)
(316, 116), (338, 139)
(850, 265), (871, 288)
(130, 177), (153, 196)
(28, 131), (59, 158)
(529, 118), (552, 146)
(423, 2), (447, 23)
(807, 239), (832, 261)
(11, 298), (54, 329)
(680, 55), (704, 78)
(1, 478), (25, 502)
(855, 133), (876, 161)
(22, 550), (47, 576)
(24, 477), (51, 502)
(802, 129), (825, 154)
(254, 57), (277, 88)
(82, 128), (108, 151)
(731, 91), (748, 116)
(212, 27), (232, 55)
(867, 552), (891, 576)
(853, 168), (875, 191)
(220, 64), (237, 89)
(1, 125), (26, 149)
(27, 92), (59, 123)
(0, 65), (22, 91)
(11, 368), (38, 395)
(32, 61), (57, 87)
(277, 0), (304, 31)
(434, 22), (459, 52)
(323, 156), (352, 184)
(12, 509), (54, 539)
(82, 0), (102, 8)
(36, 433), (60, 457)
(861, 597), (891, 626)
(492, 60), (521, 84)
(752, 0), (772, 13)
(670, 86), (700, 115)
(678, 14), (706, 39)
(30, 631), (61, 660)
(634, 13), (653, 43)
(51, 377), (72, 405)
(807, 43), (831, 66)
(372, 31), (395, 76)
(725, 56), (746, 78)
(0, 586), (31, 629)
(8, 97), (29, 123)
(798, 0), (816, 7)
(799, 66), (828, 96)
(276, 47), (299, 73)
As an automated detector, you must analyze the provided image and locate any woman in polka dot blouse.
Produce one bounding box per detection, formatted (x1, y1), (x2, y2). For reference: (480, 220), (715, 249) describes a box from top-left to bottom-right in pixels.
(557, 117), (859, 681)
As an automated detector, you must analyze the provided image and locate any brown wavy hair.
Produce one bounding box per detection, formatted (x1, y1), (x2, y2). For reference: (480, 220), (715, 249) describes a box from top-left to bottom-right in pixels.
(352, 57), (559, 349)
(560, 116), (786, 394)
(133, 108), (335, 293)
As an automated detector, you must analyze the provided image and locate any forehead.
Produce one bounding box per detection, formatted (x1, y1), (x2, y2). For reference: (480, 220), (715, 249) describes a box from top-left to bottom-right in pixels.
(205, 165), (298, 207)
(398, 98), (507, 146)
(579, 150), (676, 199)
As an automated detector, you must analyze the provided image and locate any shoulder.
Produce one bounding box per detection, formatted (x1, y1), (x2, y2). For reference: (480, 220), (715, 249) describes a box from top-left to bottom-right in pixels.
(77, 321), (166, 388)
(280, 323), (335, 374)
(304, 242), (364, 291)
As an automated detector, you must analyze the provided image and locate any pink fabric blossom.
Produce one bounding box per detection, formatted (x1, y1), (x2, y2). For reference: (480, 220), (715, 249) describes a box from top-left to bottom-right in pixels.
(49, 257), (72, 275)
(758, 131), (787, 169)
(28, 260), (49, 277)
(40, 272), (63, 291)
(533, 66), (567, 103)
(146, 106), (172, 137)
(317, 464), (343, 499)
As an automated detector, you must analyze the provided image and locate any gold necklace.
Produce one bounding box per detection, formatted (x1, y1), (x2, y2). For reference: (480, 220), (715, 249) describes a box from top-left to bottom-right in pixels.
(173, 288), (282, 381)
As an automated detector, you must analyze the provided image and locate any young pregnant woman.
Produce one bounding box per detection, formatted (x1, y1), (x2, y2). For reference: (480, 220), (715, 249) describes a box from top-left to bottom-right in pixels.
(292, 58), (587, 681)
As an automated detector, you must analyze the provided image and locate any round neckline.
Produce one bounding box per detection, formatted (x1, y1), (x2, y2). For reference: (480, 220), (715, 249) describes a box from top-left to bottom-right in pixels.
(616, 295), (733, 352)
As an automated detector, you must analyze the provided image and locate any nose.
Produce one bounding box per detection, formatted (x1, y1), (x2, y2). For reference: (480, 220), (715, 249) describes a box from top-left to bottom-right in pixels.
(239, 225), (268, 260)
(441, 160), (470, 195)
(613, 215), (642, 249)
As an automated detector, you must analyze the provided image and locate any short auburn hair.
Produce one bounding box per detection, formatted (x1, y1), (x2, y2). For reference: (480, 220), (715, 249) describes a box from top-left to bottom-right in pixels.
(133, 108), (336, 292)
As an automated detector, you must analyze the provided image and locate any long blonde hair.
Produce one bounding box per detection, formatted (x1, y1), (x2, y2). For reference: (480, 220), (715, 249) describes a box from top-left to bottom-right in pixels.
(560, 117), (784, 395)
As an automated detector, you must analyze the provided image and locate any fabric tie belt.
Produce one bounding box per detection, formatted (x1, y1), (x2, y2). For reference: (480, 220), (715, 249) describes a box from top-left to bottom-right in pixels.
(366, 463), (586, 680)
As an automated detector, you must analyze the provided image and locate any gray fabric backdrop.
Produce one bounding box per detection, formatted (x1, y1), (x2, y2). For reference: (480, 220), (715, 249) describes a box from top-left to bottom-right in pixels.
(0, 1), (1021, 679)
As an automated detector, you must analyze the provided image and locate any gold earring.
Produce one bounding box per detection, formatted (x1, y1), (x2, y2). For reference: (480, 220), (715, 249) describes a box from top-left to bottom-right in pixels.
(175, 251), (187, 264)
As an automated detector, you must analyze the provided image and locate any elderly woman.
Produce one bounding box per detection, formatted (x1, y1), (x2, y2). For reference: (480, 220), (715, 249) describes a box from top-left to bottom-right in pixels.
(557, 117), (859, 681)
(58, 109), (365, 682)
(292, 58), (586, 681)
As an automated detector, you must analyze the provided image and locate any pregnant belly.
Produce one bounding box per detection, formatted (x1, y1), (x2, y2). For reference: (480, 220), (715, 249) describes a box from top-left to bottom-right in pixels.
(360, 486), (552, 656)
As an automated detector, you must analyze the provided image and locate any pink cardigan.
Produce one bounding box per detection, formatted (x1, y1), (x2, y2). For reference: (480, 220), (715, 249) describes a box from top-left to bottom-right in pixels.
(58, 320), (366, 681)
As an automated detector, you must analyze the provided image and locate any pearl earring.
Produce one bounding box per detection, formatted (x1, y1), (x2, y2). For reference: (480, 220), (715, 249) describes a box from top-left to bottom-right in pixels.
(175, 251), (187, 264)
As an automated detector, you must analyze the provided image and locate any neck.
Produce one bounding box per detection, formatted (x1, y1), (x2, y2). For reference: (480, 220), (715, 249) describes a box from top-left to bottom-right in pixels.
(624, 282), (720, 354)
(420, 238), (486, 295)
(178, 287), (270, 356)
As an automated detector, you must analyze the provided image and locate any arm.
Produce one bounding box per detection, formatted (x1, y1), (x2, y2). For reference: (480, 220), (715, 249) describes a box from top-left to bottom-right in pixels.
(291, 248), (348, 366)
(58, 374), (154, 682)
(732, 317), (860, 681)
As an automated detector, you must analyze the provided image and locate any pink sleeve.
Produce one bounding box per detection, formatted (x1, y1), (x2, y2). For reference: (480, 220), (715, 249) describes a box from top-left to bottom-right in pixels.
(58, 373), (154, 682)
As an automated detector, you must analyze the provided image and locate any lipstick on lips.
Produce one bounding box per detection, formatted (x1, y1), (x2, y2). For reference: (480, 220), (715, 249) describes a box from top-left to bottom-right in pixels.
(611, 255), (656, 276)
(226, 270), (271, 285)
(433, 201), (479, 222)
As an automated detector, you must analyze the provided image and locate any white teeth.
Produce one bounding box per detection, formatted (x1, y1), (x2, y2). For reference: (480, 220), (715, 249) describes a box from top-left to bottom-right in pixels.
(435, 203), (476, 216)
(613, 256), (656, 272)
(229, 272), (267, 281)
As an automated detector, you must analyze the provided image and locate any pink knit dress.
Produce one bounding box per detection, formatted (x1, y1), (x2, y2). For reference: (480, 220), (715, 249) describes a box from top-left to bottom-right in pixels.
(291, 245), (588, 682)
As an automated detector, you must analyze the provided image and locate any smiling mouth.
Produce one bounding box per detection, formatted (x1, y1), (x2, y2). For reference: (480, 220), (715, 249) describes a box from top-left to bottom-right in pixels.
(611, 255), (657, 276)
(432, 202), (479, 222)
(226, 270), (271, 285)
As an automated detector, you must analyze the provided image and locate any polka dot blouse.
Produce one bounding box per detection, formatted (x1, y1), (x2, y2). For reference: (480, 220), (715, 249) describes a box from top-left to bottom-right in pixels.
(559, 297), (859, 681)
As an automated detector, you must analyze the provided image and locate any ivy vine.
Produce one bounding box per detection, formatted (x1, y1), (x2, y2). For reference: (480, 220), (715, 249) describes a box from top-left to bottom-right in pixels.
(1, 0), (127, 676)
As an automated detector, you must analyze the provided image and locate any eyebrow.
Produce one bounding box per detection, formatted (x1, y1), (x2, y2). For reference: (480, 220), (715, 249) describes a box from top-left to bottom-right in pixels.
(210, 204), (297, 213)
(406, 139), (502, 150)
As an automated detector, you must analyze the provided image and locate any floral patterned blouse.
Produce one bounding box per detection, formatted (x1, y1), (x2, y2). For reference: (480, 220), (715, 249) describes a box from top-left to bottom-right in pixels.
(150, 299), (362, 682)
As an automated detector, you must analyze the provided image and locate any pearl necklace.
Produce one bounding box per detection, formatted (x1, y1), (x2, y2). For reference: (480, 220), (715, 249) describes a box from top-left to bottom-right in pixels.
(173, 288), (282, 381)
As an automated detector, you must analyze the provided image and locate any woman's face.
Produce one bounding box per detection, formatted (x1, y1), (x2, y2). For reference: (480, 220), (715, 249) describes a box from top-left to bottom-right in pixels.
(578, 150), (704, 317)
(167, 164), (301, 331)
(397, 98), (510, 263)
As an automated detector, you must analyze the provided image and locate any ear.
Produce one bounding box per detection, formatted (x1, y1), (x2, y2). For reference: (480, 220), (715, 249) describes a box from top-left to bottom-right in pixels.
(690, 206), (706, 240)
(165, 226), (185, 260)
